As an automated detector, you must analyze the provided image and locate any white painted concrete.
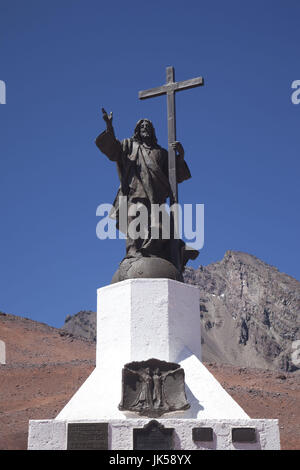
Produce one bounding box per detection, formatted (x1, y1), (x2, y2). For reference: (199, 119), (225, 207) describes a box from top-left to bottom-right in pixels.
(28, 420), (67, 450)
(96, 279), (201, 366)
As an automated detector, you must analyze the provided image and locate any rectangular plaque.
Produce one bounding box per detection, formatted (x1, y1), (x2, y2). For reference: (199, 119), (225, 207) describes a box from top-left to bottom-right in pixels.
(192, 427), (214, 442)
(67, 423), (108, 450)
(133, 421), (174, 450)
(232, 427), (257, 443)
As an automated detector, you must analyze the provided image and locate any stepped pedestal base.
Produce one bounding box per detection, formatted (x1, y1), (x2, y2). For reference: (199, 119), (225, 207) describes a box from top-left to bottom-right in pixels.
(27, 279), (280, 450)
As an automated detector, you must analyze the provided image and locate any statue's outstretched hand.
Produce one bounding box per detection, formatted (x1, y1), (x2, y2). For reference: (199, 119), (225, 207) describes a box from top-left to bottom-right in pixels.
(102, 107), (113, 129)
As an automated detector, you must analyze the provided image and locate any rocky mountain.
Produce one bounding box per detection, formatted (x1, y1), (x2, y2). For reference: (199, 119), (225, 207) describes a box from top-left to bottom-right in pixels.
(63, 310), (96, 342)
(184, 250), (300, 372)
(62, 251), (300, 373)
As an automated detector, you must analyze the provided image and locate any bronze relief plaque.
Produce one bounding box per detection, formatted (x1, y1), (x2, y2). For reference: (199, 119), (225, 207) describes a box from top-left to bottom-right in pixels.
(119, 358), (190, 417)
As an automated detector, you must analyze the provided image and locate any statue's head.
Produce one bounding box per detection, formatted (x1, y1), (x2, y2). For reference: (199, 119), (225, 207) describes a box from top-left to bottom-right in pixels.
(133, 119), (158, 146)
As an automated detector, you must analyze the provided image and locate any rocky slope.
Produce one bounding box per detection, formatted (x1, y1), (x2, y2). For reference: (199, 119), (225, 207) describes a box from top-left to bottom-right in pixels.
(0, 313), (95, 450)
(63, 310), (96, 342)
(184, 250), (300, 372)
(62, 251), (300, 372)
(0, 312), (299, 450)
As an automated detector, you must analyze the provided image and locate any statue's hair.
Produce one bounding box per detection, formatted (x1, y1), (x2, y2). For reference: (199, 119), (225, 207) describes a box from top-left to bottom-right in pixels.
(132, 119), (158, 146)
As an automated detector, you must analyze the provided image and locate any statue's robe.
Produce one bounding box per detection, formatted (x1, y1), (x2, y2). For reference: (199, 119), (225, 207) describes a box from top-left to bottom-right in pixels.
(95, 129), (197, 267)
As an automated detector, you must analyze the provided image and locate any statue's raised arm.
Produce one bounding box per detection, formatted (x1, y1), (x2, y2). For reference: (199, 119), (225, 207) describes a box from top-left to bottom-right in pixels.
(95, 107), (120, 161)
(101, 107), (114, 133)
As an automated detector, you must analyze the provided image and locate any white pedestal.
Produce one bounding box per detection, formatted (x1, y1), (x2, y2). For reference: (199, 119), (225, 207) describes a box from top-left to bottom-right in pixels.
(28, 279), (280, 450)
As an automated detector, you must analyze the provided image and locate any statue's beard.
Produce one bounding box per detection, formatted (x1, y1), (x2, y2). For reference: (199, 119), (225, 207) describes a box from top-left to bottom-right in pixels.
(140, 132), (152, 144)
(140, 131), (150, 138)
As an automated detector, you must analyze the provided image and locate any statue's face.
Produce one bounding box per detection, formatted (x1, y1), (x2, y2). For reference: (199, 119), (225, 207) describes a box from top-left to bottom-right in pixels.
(139, 120), (152, 140)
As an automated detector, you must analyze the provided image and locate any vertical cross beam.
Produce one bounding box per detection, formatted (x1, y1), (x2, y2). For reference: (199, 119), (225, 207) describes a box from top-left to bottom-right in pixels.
(166, 66), (177, 205)
(139, 66), (204, 270)
(139, 66), (204, 205)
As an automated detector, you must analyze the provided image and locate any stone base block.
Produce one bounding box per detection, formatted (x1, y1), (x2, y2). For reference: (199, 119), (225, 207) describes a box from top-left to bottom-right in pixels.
(28, 418), (280, 450)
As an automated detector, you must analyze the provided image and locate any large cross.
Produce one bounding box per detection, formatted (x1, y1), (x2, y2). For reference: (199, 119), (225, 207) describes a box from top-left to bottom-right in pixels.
(139, 66), (204, 205)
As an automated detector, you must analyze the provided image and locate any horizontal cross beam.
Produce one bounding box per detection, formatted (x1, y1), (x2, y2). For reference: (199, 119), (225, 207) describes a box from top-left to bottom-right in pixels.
(139, 76), (204, 100)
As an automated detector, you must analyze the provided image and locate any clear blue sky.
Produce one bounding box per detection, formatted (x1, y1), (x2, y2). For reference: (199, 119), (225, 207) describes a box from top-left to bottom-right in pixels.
(1, 0), (299, 327)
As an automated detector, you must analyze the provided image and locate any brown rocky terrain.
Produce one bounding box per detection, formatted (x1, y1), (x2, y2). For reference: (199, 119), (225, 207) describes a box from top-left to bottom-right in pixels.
(63, 251), (300, 373)
(0, 312), (299, 450)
